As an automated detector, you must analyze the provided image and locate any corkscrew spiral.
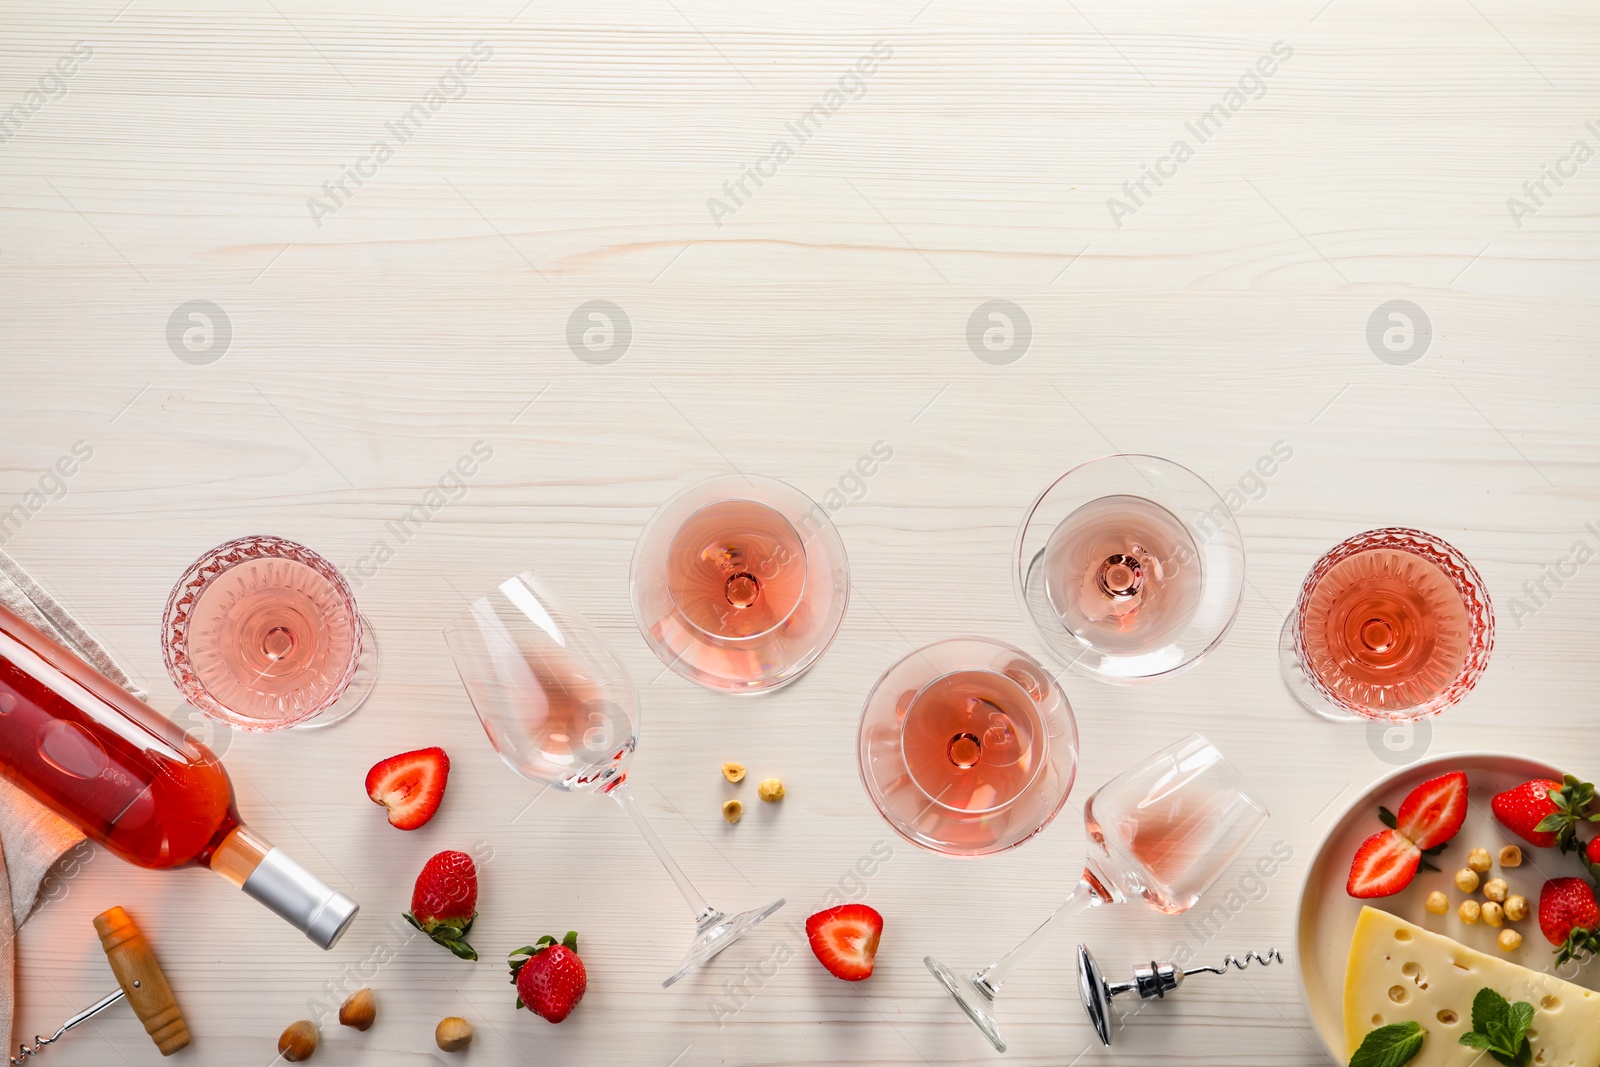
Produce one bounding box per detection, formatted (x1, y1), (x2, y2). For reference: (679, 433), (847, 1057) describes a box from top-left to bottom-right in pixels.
(1186, 948), (1284, 976)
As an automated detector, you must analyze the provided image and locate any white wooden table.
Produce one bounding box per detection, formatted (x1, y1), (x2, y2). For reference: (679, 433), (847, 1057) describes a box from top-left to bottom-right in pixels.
(4, 0), (1599, 1063)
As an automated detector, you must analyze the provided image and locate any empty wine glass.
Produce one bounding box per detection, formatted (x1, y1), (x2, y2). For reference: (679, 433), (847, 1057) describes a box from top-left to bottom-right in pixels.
(1016, 455), (1244, 684)
(857, 638), (1078, 856)
(630, 473), (849, 694)
(924, 734), (1267, 1052)
(443, 570), (785, 986)
(162, 535), (378, 731)
(1279, 527), (1494, 722)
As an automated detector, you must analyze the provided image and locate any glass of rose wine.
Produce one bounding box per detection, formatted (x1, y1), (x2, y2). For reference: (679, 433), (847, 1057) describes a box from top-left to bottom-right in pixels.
(924, 733), (1267, 1052)
(630, 473), (849, 694)
(162, 535), (377, 731)
(444, 570), (785, 986)
(858, 637), (1078, 856)
(1280, 527), (1494, 722)
(1016, 455), (1245, 684)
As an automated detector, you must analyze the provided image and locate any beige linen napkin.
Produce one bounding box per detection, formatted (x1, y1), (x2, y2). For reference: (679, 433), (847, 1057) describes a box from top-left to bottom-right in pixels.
(0, 548), (149, 1056)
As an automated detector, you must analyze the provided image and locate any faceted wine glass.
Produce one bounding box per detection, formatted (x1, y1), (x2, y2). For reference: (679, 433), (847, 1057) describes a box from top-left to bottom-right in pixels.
(1016, 455), (1245, 684)
(444, 570), (785, 986)
(630, 473), (849, 694)
(858, 638), (1078, 856)
(1279, 527), (1494, 723)
(163, 535), (378, 731)
(924, 734), (1267, 1052)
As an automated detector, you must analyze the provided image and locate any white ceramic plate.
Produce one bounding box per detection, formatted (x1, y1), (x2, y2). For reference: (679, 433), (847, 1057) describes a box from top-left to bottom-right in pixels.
(1293, 751), (1599, 1063)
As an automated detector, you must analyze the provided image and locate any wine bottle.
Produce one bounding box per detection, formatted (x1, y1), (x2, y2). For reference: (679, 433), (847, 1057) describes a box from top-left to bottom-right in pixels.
(0, 602), (357, 948)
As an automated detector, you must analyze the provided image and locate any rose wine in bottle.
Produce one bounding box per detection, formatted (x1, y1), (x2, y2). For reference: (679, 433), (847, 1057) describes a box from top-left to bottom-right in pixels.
(0, 602), (357, 948)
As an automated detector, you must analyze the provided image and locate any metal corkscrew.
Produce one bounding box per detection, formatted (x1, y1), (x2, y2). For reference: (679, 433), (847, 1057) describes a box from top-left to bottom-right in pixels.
(1076, 944), (1284, 1046)
(12, 907), (188, 1064)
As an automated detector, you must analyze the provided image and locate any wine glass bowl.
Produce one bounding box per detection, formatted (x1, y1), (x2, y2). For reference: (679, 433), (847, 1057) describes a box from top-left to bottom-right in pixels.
(858, 638), (1078, 857)
(631, 474), (849, 694)
(1280, 527), (1494, 722)
(162, 535), (377, 731)
(443, 573), (638, 792)
(1016, 455), (1245, 684)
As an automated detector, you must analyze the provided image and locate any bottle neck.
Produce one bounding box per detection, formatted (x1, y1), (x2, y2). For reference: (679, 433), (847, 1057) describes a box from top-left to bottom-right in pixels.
(209, 824), (360, 949)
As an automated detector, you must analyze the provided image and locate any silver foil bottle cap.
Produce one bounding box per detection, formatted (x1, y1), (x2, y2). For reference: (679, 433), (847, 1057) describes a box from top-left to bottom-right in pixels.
(240, 848), (359, 949)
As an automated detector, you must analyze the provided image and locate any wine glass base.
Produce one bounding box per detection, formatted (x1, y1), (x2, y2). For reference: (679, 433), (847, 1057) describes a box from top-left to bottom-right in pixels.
(661, 898), (786, 988)
(296, 615), (379, 730)
(924, 956), (1007, 1052)
(1277, 612), (1362, 722)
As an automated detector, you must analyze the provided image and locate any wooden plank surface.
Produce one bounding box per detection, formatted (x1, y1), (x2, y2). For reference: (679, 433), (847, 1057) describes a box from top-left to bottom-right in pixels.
(2, 0), (1598, 1063)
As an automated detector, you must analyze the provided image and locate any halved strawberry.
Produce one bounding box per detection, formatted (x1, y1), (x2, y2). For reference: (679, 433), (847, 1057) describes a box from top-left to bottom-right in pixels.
(1395, 771), (1468, 850)
(805, 904), (883, 981)
(365, 747), (450, 830)
(1347, 829), (1422, 899)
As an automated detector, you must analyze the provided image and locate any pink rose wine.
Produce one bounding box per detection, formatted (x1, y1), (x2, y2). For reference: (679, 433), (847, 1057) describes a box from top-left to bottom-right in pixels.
(1043, 494), (1203, 653)
(164, 536), (365, 730)
(1285, 528), (1493, 722)
(665, 498), (807, 641)
(631, 475), (850, 693)
(900, 669), (1046, 821)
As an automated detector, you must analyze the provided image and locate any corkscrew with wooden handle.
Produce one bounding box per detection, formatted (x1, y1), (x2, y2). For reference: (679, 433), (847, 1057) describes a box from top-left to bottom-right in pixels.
(11, 906), (189, 1064)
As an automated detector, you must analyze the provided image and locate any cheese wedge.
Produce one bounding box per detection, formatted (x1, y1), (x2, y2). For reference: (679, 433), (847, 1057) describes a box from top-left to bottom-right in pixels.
(1344, 907), (1600, 1067)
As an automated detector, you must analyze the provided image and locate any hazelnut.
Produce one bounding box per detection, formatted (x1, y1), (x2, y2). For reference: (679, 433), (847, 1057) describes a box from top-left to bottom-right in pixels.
(721, 762), (746, 783)
(1504, 894), (1529, 922)
(338, 988), (376, 1031)
(1483, 878), (1508, 903)
(1467, 848), (1493, 873)
(1498, 845), (1523, 868)
(722, 799), (743, 823)
(279, 1020), (318, 1062)
(1481, 901), (1504, 927)
(757, 778), (784, 802)
(1454, 868), (1481, 894)
(1498, 928), (1523, 952)
(1425, 891), (1450, 915)
(435, 1016), (473, 1053)
(1459, 900), (1481, 925)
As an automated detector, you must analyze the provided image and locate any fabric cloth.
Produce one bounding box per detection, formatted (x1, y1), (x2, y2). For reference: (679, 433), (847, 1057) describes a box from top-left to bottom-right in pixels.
(0, 548), (148, 1055)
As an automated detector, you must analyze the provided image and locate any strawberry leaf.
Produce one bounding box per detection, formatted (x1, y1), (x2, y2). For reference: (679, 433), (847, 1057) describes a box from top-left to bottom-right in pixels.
(1378, 806), (1399, 830)
(561, 930), (579, 952)
(435, 936), (478, 962)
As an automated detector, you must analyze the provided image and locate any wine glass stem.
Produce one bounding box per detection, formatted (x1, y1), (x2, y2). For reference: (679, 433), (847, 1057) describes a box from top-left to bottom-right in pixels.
(971, 875), (1104, 998)
(608, 779), (718, 926)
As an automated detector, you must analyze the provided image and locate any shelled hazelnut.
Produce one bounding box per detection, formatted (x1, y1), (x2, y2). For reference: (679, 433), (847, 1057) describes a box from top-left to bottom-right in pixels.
(1454, 868), (1481, 894)
(721, 762), (746, 783)
(436, 1017), (473, 1053)
(1498, 845), (1523, 868)
(1425, 891), (1450, 915)
(1498, 929), (1523, 952)
(1459, 900), (1482, 925)
(1483, 878), (1508, 903)
(1466, 848), (1493, 874)
(1481, 901), (1504, 928)
(1504, 895), (1529, 922)
(758, 778), (785, 802)
(722, 799), (743, 823)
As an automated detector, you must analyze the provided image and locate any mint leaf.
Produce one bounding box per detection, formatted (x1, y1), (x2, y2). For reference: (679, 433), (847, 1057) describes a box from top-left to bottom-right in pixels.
(1471, 987), (1510, 1036)
(1349, 1021), (1425, 1067)
(1461, 988), (1535, 1067)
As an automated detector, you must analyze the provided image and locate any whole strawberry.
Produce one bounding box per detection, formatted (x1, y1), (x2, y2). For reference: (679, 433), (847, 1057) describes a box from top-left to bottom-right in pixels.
(509, 932), (586, 1023)
(1538, 877), (1600, 966)
(1492, 776), (1597, 852)
(404, 850), (478, 960)
(1587, 837), (1600, 881)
